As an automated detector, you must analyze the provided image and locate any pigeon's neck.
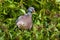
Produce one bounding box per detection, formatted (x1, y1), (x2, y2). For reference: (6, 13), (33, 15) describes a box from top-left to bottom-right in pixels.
(27, 12), (32, 15)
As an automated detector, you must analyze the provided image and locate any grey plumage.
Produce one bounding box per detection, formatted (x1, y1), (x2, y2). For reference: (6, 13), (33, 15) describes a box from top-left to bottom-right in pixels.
(16, 7), (35, 30)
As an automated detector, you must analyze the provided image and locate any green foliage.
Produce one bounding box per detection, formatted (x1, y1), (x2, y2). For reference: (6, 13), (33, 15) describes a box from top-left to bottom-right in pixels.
(0, 0), (60, 40)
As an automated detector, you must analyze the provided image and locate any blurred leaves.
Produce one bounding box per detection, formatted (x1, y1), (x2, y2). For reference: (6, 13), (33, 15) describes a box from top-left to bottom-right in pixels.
(0, 0), (60, 40)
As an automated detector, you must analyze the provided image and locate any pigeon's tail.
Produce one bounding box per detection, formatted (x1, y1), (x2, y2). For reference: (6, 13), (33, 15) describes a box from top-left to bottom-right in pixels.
(16, 21), (24, 27)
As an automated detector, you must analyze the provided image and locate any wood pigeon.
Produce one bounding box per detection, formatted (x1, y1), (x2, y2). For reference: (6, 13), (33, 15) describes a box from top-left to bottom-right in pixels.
(16, 7), (35, 30)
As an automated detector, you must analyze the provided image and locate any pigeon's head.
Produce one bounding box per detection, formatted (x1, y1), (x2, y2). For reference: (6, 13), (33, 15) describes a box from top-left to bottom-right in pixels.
(28, 7), (35, 13)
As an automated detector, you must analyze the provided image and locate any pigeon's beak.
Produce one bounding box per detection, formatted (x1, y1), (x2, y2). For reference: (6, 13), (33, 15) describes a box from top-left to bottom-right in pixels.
(32, 10), (35, 13)
(32, 10), (35, 14)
